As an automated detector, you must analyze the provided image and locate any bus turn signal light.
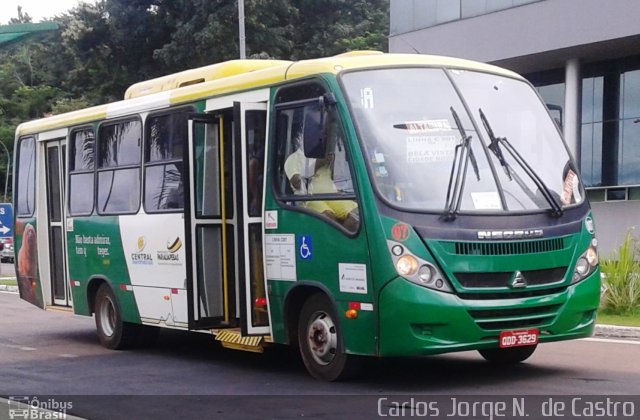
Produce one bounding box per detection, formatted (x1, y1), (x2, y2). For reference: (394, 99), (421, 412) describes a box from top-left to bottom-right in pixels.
(345, 309), (358, 319)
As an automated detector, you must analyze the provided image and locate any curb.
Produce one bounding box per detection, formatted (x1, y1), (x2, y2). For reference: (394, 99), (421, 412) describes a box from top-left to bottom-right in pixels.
(0, 284), (18, 293)
(594, 324), (640, 339)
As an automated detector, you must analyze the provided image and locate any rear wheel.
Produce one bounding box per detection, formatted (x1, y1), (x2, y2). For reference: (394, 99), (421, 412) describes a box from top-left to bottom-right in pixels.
(478, 345), (537, 364)
(297, 293), (363, 381)
(94, 284), (138, 349)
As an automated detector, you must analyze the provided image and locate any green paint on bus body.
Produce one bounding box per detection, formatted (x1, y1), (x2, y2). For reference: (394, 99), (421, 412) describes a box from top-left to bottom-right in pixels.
(264, 75), (600, 358)
(13, 62), (601, 369)
(67, 216), (141, 323)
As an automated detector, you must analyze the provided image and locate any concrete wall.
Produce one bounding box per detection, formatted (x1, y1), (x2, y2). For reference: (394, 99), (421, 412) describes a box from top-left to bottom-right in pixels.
(591, 201), (640, 257)
(390, 0), (640, 72)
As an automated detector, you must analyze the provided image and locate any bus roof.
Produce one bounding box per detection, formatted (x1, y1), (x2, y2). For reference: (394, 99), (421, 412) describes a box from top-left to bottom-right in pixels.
(16, 52), (522, 136)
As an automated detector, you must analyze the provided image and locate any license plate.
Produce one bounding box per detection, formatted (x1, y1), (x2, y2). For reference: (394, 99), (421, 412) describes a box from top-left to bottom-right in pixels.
(499, 328), (539, 348)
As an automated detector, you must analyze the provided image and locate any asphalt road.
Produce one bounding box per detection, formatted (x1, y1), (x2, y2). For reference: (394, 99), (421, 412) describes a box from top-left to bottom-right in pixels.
(0, 292), (638, 419)
(0, 261), (15, 277)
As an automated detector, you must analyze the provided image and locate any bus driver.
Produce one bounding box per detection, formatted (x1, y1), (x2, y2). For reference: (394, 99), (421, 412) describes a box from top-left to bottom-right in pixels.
(284, 142), (359, 231)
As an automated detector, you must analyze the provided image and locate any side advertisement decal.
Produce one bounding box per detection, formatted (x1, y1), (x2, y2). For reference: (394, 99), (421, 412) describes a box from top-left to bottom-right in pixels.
(16, 221), (42, 308)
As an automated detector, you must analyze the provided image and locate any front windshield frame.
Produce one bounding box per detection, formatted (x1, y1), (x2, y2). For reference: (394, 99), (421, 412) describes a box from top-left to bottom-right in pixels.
(338, 65), (585, 216)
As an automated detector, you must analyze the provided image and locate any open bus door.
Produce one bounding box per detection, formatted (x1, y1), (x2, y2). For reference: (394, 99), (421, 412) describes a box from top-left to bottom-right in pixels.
(44, 138), (71, 308)
(233, 102), (270, 336)
(185, 100), (269, 336)
(186, 113), (233, 329)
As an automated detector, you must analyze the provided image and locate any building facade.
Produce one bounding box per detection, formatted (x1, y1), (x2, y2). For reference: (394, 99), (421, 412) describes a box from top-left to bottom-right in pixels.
(389, 0), (640, 254)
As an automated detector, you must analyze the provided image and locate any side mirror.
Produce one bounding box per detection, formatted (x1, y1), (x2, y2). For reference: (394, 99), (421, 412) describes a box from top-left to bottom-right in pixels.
(302, 94), (336, 159)
(302, 102), (326, 159)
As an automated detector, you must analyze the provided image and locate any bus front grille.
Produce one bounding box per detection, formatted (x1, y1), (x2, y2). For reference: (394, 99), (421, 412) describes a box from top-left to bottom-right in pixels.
(454, 267), (568, 288)
(457, 286), (568, 300)
(467, 304), (561, 331)
(451, 238), (565, 256)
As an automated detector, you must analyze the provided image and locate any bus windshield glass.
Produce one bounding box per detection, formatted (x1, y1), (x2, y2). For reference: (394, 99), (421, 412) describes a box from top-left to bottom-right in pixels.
(341, 68), (583, 214)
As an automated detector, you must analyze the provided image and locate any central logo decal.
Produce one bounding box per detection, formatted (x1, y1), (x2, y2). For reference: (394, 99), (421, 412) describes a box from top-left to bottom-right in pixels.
(132, 236), (153, 265)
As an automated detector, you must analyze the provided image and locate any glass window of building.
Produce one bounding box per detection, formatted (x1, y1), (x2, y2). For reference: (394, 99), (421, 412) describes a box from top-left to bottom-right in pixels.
(619, 69), (640, 185)
(581, 77), (604, 187)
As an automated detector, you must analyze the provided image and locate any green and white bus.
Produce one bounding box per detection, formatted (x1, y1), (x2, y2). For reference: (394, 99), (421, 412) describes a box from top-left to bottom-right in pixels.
(14, 52), (600, 381)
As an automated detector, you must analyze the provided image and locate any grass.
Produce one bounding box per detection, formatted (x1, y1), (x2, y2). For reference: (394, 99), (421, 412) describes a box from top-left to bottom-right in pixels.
(597, 310), (640, 327)
(0, 278), (17, 286)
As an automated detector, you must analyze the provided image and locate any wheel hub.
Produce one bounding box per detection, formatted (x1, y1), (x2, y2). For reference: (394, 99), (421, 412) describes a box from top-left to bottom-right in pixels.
(307, 312), (337, 365)
(99, 297), (116, 337)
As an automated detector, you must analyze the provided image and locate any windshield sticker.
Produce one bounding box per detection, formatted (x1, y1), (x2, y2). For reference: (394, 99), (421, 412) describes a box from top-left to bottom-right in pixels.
(360, 87), (374, 109)
(394, 119), (452, 133)
(373, 152), (385, 163)
(471, 192), (502, 210)
(561, 169), (579, 205)
(406, 135), (456, 163)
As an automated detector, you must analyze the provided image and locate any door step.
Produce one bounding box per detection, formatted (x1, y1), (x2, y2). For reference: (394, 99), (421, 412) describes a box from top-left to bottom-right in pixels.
(214, 329), (265, 353)
(45, 305), (74, 313)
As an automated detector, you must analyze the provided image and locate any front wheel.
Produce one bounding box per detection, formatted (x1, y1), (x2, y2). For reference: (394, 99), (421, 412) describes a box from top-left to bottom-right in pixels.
(94, 284), (138, 350)
(297, 293), (363, 381)
(478, 345), (537, 364)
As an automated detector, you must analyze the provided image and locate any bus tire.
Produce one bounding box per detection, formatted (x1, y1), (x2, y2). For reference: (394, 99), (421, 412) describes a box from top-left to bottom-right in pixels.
(297, 293), (362, 381)
(478, 345), (537, 364)
(94, 283), (137, 350)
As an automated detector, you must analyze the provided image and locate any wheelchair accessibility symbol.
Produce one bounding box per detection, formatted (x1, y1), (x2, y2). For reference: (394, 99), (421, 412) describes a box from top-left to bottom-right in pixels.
(298, 235), (313, 260)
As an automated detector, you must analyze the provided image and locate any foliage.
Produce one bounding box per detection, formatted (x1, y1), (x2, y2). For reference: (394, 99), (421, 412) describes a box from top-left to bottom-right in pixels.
(0, 0), (390, 199)
(600, 231), (640, 314)
(597, 310), (640, 327)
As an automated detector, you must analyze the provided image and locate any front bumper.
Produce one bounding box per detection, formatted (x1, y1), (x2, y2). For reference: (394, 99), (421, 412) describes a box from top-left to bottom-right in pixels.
(378, 270), (600, 356)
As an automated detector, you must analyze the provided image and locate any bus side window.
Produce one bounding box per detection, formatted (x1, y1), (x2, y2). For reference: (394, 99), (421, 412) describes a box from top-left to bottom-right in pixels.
(69, 128), (95, 216)
(15, 137), (36, 217)
(274, 100), (359, 232)
(96, 119), (142, 214)
(144, 111), (188, 212)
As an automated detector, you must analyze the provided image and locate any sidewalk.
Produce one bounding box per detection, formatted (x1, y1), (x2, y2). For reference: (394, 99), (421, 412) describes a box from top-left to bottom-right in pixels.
(2, 285), (639, 339)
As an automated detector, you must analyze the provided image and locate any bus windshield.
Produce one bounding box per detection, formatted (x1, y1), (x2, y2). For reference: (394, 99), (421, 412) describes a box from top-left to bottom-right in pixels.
(341, 68), (583, 214)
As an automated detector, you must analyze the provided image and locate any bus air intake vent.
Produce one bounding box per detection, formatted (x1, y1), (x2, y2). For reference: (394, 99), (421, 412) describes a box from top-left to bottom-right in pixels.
(455, 267), (568, 288)
(457, 286), (567, 300)
(467, 304), (561, 331)
(453, 238), (565, 256)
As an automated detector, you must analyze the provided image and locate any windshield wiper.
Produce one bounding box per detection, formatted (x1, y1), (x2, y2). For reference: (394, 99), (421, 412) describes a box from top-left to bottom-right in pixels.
(478, 108), (563, 217)
(443, 106), (480, 220)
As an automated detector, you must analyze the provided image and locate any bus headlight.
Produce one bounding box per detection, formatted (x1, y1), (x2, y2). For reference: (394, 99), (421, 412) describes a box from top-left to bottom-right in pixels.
(572, 239), (599, 284)
(575, 257), (589, 276)
(396, 255), (419, 276)
(387, 240), (453, 293)
(418, 265), (433, 283)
